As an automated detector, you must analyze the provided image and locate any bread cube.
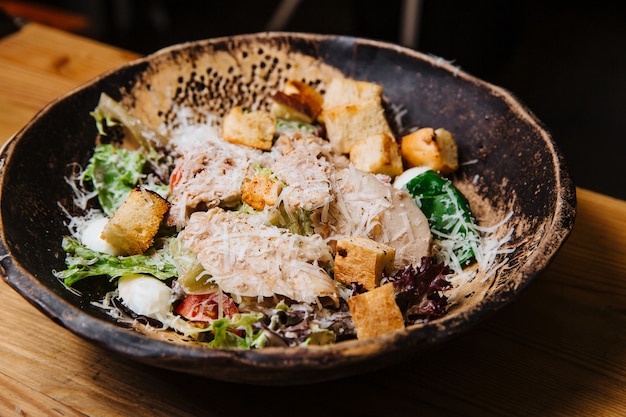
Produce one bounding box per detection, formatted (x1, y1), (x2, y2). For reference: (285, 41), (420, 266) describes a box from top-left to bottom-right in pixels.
(323, 99), (393, 154)
(241, 173), (283, 211)
(400, 127), (459, 175)
(322, 77), (383, 110)
(347, 283), (405, 340)
(222, 106), (276, 151)
(334, 236), (396, 290)
(102, 188), (170, 256)
(270, 80), (323, 123)
(349, 133), (403, 177)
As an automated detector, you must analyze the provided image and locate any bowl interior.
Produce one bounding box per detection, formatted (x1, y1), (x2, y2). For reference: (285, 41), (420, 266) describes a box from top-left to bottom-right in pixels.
(0, 33), (576, 384)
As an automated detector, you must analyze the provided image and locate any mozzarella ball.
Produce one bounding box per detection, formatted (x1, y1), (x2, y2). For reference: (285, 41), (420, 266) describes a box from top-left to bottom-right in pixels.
(118, 274), (172, 319)
(81, 217), (119, 255)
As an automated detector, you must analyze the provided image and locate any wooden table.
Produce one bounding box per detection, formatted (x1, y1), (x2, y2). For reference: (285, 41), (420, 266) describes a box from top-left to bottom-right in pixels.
(0, 23), (624, 417)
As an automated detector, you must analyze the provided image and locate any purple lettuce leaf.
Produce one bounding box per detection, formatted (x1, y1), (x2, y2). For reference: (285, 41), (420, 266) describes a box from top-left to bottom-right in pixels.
(386, 257), (453, 325)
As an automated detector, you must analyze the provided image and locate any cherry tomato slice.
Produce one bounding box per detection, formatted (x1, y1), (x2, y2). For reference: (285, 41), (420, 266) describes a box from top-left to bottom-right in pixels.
(175, 293), (238, 322)
(169, 161), (184, 192)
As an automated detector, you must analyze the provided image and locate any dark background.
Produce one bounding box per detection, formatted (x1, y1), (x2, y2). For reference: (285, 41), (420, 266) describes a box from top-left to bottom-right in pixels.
(5, 0), (625, 200)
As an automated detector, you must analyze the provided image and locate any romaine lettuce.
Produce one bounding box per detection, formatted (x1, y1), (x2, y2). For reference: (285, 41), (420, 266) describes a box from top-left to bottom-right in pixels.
(82, 144), (147, 216)
(91, 92), (164, 162)
(54, 236), (177, 286)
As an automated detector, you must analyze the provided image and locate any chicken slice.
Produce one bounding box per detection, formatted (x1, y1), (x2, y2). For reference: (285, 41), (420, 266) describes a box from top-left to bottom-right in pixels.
(313, 165), (431, 271)
(272, 132), (350, 169)
(271, 147), (334, 212)
(167, 136), (270, 227)
(179, 207), (338, 305)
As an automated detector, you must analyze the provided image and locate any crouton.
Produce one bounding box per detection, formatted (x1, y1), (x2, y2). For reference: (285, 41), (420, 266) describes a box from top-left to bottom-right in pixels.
(349, 133), (403, 177)
(241, 173), (283, 211)
(222, 106), (276, 151)
(322, 77), (384, 110)
(102, 188), (170, 256)
(347, 283), (405, 340)
(270, 80), (323, 123)
(400, 127), (459, 175)
(334, 236), (396, 290)
(323, 99), (393, 154)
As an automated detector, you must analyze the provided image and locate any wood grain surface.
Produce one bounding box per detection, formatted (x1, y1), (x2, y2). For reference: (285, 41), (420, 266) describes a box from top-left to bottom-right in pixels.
(0, 23), (138, 141)
(0, 23), (624, 417)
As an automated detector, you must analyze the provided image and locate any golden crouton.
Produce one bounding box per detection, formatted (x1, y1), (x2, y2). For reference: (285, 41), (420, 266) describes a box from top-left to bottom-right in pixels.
(400, 127), (459, 175)
(241, 173), (283, 211)
(323, 99), (393, 154)
(347, 283), (405, 340)
(222, 106), (276, 151)
(322, 77), (384, 110)
(270, 80), (323, 123)
(334, 236), (396, 290)
(102, 188), (170, 256)
(349, 133), (403, 177)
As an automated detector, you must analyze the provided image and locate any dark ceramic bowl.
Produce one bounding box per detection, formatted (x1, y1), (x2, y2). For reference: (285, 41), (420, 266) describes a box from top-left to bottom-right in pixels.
(0, 33), (576, 385)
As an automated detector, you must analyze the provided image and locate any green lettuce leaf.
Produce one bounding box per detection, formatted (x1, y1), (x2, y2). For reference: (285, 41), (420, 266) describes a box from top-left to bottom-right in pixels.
(269, 206), (314, 236)
(90, 92), (164, 162)
(82, 144), (147, 216)
(168, 237), (212, 293)
(207, 313), (265, 349)
(275, 118), (321, 136)
(54, 236), (177, 287)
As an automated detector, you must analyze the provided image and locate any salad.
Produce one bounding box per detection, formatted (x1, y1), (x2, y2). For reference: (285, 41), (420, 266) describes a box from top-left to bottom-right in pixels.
(54, 76), (513, 349)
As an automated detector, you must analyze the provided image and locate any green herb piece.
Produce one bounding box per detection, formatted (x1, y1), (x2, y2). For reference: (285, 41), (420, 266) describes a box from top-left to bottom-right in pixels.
(405, 170), (479, 266)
